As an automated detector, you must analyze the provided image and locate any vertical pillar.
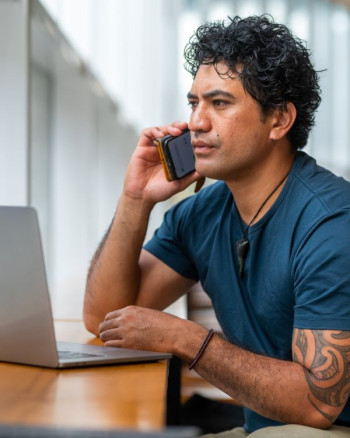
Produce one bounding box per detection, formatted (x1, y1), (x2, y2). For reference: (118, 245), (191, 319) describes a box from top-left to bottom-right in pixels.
(0, 0), (30, 205)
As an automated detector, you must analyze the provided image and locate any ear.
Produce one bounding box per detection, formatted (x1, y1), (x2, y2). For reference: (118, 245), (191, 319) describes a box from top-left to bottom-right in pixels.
(269, 102), (297, 141)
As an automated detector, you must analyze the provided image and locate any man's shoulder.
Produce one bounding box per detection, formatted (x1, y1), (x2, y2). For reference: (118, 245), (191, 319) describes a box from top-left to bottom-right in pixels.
(291, 152), (350, 212)
(167, 181), (231, 229)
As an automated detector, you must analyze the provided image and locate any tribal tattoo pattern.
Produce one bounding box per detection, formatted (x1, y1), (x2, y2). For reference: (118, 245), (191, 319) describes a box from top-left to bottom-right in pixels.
(293, 329), (350, 423)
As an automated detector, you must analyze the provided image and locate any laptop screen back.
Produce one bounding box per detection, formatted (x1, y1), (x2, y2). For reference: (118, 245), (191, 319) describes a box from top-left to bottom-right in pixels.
(0, 207), (58, 367)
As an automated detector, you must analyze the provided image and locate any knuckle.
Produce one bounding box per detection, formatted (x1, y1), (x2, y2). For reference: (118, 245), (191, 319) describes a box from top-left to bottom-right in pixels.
(141, 127), (152, 135)
(124, 305), (137, 316)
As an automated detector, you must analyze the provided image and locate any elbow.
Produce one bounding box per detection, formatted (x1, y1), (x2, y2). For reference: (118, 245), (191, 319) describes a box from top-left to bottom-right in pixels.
(298, 403), (341, 430)
(83, 296), (103, 336)
(83, 311), (101, 337)
(301, 417), (332, 431)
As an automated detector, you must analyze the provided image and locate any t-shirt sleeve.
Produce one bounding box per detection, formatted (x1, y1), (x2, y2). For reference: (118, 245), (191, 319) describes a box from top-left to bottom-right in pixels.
(292, 209), (350, 330)
(144, 200), (199, 281)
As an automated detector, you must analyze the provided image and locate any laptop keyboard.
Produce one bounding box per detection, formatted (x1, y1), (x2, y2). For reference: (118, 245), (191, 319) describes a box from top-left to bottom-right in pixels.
(58, 350), (103, 360)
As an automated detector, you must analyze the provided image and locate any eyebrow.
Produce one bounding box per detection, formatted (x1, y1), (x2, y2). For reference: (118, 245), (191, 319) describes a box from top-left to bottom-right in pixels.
(187, 89), (236, 100)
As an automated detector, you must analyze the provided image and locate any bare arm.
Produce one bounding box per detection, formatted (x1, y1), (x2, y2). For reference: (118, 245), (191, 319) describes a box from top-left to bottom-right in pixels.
(293, 329), (350, 425)
(83, 122), (200, 334)
(83, 194), (153, 334)
(100, 307), (350, 428)
(188, 328), (350, 428)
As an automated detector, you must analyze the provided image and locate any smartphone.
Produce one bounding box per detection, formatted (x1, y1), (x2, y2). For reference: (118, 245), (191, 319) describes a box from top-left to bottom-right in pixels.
(155, 129), (195, 181)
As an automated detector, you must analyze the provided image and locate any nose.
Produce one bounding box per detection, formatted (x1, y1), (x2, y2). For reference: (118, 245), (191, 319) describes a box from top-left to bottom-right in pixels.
(188, 104), (211, 134)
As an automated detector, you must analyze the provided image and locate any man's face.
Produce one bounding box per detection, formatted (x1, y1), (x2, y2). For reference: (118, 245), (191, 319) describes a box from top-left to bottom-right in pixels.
(187, 63), (278, 182)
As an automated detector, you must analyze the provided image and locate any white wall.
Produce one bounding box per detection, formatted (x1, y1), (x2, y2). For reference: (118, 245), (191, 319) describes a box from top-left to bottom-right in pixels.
(48, 68), (139, 317)
(0, 0), (29, 205)
(31, 9), (141, 317)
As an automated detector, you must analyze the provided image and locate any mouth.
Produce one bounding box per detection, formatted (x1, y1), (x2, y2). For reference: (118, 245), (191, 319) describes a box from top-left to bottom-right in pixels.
(192, 140), (214, 155)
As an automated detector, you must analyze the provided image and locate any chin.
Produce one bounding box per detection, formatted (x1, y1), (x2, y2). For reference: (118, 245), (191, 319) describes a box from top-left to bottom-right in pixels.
(196, 168), (223, 181)
(195, 160), (218, 177)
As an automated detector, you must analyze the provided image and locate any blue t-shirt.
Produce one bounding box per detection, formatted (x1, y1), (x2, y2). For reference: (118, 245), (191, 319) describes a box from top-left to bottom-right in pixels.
(144, 152), (350, 432)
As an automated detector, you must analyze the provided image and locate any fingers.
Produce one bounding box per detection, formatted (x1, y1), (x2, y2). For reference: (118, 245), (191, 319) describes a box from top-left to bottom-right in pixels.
(99, 318), (118, 342)
(99, 306), (157, 350)
(100, 327), (120, 344)
(104, 340), (123, 348)
(99, 310), (121, 342)
(140, 121), (188, 146)
(99, 306), (138, 346)
(104, 309), (122, 321)
(155, 121), (188, 137)
(99, 318), (128, 348)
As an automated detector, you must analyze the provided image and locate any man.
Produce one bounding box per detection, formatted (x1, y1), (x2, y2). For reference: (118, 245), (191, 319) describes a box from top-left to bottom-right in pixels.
(83, 15), (350, 437)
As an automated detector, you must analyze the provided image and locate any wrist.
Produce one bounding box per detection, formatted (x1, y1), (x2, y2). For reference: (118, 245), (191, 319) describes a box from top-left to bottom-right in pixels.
(173, 320), (210, 362)
(110, 193), (154, 242)
(119, 191), (155, 218)
(188, 329), (215, 370)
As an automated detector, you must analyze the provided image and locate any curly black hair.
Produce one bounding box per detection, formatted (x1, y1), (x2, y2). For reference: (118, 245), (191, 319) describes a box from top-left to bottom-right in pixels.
(184, 15), (321, 150)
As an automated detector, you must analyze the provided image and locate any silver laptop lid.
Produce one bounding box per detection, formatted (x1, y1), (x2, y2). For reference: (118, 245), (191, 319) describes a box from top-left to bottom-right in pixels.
(0, 207), (172, 369)
(0, 206), (59, 367)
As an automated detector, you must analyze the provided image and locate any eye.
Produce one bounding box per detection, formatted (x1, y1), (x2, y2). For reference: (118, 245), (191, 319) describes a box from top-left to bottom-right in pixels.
(187, 100), (198, 110)
(213, 99), (228, 107)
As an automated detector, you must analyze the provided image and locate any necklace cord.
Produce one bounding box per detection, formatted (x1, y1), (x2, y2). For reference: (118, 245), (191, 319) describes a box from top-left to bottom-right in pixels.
(235, 170), (290, 278)
(240, 171), (290, 237)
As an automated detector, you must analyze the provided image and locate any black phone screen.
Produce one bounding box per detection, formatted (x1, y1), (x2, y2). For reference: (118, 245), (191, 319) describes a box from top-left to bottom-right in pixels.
(166, 131), (195, 179)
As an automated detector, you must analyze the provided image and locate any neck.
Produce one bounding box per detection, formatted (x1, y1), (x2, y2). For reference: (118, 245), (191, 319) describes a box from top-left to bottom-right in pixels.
(228, 149), (296, 226)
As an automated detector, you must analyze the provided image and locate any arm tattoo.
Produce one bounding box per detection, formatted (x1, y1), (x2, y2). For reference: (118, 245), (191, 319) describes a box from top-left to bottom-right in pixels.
(293, 329), (350, 423)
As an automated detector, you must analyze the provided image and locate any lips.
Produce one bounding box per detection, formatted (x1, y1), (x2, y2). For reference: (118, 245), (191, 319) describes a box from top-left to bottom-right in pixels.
(192, 140), (213, 154)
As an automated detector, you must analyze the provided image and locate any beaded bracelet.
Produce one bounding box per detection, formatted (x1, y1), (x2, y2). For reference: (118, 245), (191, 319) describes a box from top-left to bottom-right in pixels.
(188, 329), (214, 370)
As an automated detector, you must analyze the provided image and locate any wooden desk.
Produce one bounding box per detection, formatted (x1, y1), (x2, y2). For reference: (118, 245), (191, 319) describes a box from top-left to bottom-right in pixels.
(0, 320), (169, 431)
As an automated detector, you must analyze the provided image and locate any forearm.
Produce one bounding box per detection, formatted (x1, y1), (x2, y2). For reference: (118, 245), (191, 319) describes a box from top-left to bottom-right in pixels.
(98, 304), (347, 428)
(83, 193), (154, 334)
(100, 311), (327, 426)
(177, 330), (336, 429)
(101, 312), (315, 425)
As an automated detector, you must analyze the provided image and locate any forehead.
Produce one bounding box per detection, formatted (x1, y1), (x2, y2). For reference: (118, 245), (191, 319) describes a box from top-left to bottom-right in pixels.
(190, 63), (244, 96)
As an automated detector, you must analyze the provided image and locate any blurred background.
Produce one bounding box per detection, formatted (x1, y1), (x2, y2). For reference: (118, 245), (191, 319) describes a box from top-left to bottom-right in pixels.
(0, 0), (349, 319)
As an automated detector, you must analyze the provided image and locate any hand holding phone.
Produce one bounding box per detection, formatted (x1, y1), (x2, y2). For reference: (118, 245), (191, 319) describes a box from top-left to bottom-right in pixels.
(155, 129), (195, 181)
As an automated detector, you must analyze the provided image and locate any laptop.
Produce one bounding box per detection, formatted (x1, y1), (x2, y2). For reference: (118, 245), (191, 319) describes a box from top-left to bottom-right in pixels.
(0, 206), (171, 368)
